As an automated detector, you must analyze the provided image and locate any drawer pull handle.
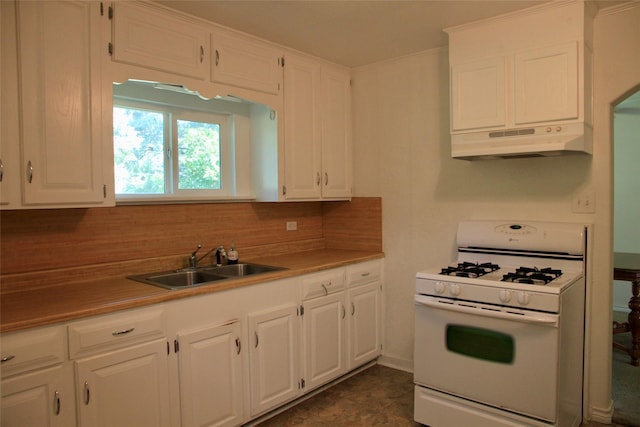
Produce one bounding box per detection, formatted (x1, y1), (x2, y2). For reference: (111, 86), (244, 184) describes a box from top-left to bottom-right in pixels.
(1, 355), (15, 363)
(84, 382), (90, 405)
(112, 327), (135, 336)
(321, 284), (328, 296)
(54, 391), (61, 416)
(254, 332), (259, 348)
(342, 304), (346, 319)
(235, 337), (241, 355)
(200, 45), (204, 63)
(26, 160), (33, 183)
(351, 302), (355, 316)
(361, 272), (370, 277)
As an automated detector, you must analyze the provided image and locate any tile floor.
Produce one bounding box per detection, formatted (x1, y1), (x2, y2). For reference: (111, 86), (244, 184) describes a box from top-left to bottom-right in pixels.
(254, 364), (629, 427)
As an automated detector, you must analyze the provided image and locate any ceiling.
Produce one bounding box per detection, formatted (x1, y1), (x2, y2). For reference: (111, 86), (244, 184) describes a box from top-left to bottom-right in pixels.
(156, 0), (627, 68)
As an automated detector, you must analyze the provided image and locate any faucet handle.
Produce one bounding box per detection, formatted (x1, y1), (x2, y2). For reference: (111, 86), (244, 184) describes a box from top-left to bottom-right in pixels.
(189, 244), (202, 268)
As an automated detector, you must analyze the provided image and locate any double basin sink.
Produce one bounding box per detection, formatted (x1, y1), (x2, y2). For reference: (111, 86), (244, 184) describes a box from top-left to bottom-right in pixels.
(128, 263), (286, 290)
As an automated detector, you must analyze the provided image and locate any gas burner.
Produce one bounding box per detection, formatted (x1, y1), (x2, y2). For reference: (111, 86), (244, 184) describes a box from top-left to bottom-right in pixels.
(440, 262), (500, 278)
(501, 267), (562, 285)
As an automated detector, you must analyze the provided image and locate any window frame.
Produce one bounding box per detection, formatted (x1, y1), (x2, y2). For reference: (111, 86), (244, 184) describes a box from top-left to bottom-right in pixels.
(113, 97), (234, 203)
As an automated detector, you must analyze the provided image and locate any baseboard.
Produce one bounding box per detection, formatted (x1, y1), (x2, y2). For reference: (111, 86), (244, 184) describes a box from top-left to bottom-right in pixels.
(377, 354), (413, 373)
(589, 399), (614, 424)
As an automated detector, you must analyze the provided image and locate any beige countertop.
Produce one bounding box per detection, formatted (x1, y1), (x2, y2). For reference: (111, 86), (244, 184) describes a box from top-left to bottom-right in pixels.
(0, 249), (384, 334)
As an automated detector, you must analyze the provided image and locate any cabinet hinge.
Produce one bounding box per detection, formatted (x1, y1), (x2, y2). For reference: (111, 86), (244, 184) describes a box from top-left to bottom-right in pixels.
(108, 42), (113, 56)
(174, 339), (179, 353)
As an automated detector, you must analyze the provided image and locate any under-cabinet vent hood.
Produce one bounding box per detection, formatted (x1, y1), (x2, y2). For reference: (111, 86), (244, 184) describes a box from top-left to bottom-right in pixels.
(451, 122), (592, 160)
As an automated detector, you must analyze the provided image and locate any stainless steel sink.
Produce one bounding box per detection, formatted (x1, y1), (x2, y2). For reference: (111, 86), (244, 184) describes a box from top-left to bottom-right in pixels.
(201, 263), (285, 277)
(129, 270), (228, 290)
(128, 263), (286, 290)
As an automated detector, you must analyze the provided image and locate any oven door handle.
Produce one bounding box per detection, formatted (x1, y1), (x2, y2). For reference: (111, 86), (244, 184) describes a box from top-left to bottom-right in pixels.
(414, 295), (559, 327)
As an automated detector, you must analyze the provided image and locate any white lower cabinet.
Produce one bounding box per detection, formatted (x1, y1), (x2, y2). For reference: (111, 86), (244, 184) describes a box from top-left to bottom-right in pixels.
(74, 339), (171, 427)
(302, 292), (347, 390)
(248, 303), (301, 416)
(1, 363), (75, 427)
(176, 321), (244, 427)
(0, 259), (382, 427)
(346, 261), (382, 369)
(68, 306), (171, 427)
(1, 325), (74, 427)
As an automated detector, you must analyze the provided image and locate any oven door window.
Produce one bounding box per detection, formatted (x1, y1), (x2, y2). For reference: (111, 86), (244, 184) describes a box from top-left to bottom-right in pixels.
(446, 324), (514, 364)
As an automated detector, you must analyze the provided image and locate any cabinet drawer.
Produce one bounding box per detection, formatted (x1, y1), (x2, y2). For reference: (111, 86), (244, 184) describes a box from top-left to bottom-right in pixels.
(0, 325), (66, 378)
(301, 269), (345, 300)
(68, 307), (165, 358)
(346, 260), (381, 287)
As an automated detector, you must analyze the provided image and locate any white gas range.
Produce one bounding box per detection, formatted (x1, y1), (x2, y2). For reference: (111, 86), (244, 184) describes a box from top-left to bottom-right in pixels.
(414, 220), (587, 427)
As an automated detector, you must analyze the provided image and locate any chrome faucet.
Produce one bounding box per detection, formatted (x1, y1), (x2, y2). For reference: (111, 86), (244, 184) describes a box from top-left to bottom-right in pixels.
(189, 244), (219, 268)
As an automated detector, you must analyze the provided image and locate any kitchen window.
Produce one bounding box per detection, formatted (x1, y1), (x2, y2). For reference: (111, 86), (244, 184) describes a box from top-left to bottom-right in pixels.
(112, 80), (255, 203)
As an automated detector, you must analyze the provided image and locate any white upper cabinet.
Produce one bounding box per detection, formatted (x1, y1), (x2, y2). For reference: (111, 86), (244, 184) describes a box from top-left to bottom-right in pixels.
(111, 2), (209, 80)
(211, 31), (283, 95)
(282, 51), (352, 200)
(446, 2), (593, 134)
(6, 0), (111, 208)
(450, 57), (506, 131)
(513, 42), (579, 126)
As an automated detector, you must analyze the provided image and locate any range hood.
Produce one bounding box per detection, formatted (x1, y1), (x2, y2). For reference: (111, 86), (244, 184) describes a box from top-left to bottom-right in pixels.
(451, 122), (592, 160)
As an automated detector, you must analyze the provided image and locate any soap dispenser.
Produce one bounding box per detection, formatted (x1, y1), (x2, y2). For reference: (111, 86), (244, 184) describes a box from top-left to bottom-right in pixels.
(227, 242), (239, 265)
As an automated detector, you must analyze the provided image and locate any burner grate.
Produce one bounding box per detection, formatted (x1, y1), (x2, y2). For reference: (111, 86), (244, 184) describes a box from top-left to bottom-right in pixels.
(501, 267), (562, 285)
(440, 262), (500, 278)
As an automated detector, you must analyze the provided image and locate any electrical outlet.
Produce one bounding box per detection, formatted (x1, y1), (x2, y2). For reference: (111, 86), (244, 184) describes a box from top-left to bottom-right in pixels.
(286, 221), (298, 231)
(572, 191), (595, 213)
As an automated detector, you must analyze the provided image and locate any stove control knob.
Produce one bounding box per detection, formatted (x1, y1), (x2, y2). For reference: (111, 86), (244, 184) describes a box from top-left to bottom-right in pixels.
(517, 291), (530, 306)
(448, 283), (461, 297)
(434, 281), (446, 295)
(499, 289), (512, 303)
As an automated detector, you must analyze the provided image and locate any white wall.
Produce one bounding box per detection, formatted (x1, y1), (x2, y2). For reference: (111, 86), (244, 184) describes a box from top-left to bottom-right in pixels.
(613, 110), (640, 310)
(351, 1), (640, 422)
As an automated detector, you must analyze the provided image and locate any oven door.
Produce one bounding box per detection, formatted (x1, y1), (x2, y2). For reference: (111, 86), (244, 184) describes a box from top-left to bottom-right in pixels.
(414, 294), (559, 423)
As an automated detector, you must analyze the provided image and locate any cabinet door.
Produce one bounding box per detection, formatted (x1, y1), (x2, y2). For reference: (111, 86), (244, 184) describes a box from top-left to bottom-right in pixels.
(1, 363), (75, 427)
(321, 65), (352, 199)
(348, 282), (381, 369)
(112, 2), (209, 80)
(303, 292), (347, 390)
(75, 339), (171, 427)
(212, 31), (283, 95)
(248, 304), (301, 416)
(283, 53), (322, 200)
(16, 1), (106, 206)
(0, 0), (20, 208)
(177, 322), (244, 427)
(514, 42), (579, 125)
(451, 57), (506, 131)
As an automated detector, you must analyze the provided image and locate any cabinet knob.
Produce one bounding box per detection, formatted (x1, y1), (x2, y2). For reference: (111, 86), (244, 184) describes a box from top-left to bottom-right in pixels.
(200, 45), (204, 63)
(235, 337), (241, 355)
(324, 172), (328, 186)
(316, 172), (321, 186)
(215, 49), (220, 66)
